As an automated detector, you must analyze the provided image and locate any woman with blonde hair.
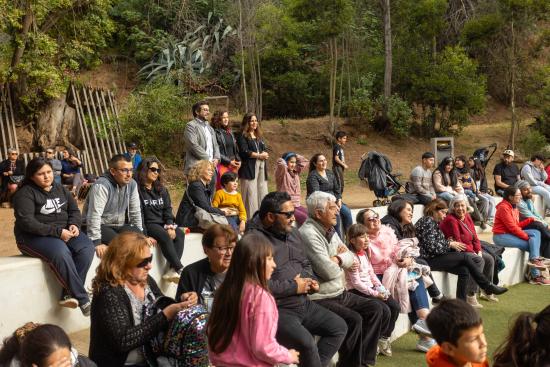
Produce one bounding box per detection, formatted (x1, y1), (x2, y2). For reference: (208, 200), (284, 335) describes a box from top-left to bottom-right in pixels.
(89, 232), (199, 366)
(175, 160), (227, 232)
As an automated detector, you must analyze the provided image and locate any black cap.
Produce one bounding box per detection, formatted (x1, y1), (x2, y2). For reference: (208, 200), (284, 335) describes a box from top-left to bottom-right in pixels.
(128, 142), (138, 149)
(422, 152), (435, 159)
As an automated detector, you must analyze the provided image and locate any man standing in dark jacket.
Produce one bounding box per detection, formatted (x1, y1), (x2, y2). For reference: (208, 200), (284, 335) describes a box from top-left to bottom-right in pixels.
(246, 191), (347, 367)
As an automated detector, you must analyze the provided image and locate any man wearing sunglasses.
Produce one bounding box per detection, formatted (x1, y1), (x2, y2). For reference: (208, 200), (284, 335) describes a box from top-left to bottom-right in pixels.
(83, 154), (143, 258)
(246, 191), (347, 367)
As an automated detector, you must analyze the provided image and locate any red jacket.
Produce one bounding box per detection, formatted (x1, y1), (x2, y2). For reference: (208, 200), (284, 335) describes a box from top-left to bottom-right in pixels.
(492, 200), (534, 240)
(440, 213), (481, 253)
(426, 345), (489, 367)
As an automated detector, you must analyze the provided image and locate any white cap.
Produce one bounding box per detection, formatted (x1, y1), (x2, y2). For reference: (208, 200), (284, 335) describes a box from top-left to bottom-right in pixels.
(503, 149), (515, 157)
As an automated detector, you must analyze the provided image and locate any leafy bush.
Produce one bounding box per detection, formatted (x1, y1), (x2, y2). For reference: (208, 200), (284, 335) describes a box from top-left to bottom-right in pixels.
(377, 95), (413, 137)
(119, 83), (196, 162)
(346, 75), (376, 124)
(518, 130), (548, 159)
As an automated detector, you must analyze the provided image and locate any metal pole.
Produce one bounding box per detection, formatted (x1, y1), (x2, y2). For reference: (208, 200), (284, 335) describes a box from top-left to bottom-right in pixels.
(71, 84), (99, 176)
(99, 90), (120, 156)
(94, 89), (114, 159)
(82, 87), (107, 172)
(6, 86), (19, 152)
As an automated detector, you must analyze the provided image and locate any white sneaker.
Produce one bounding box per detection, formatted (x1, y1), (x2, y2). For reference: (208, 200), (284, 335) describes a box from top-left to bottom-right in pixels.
(467, 295), (483, 308)
(162, 268), (181, 283)
(59, 296), (78, 309)
(412, 319), (432, 336)
(378, 338), (392, 357)
(479, 291), (499, 302)
(416, 337), (436, 353)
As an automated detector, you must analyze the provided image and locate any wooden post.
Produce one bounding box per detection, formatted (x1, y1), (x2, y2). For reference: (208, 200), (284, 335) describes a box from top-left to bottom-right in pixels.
(100, 90), (122, 154)
(71, 84), (99, 176)
(82, 87), (108, 172)
(0, 87), (8, 157)
(107, 91), (126, 153)
(6, 86), (19, 152)
(95, 89), (114, 159)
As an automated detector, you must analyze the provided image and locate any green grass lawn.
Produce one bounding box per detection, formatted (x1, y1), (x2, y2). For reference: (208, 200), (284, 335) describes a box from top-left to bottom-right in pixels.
(375, 282), (550, 367)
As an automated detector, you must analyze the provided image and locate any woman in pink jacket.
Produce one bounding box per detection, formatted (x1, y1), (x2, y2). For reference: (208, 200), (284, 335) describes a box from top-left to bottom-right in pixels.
(275, 152), (309, 225)
(208, 233), (300, 367)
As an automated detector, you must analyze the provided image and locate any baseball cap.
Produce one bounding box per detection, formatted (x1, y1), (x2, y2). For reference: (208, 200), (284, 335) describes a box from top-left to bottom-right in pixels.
(503, 149), (514, 157)
(128, 142), (138, 149)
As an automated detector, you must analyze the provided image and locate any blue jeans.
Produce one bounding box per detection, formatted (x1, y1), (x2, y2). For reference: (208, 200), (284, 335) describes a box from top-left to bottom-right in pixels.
(436, 192), (454, 202)
(493, 229), (541, 277)
(336, 203), (352, 239)
(377, 274), (429, 324)
(18, 232), (95, 305)
(531, 185), (550, 211)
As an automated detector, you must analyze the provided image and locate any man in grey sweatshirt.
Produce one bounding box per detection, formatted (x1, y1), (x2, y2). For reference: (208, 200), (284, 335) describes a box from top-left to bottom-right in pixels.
(299, 191), (389, 367)
(520, 153), (550, 213)
(83, 154), (143, 257)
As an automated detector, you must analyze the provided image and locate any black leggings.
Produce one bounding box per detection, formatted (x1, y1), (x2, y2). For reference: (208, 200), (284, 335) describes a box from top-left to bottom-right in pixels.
(146, 223), (185, 271)
(425, 252), (493, 300)
(349, 289), (400, 339)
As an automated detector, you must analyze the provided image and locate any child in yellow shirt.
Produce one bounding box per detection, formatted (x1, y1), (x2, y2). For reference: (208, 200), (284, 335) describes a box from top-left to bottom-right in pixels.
(212, 172), (247, 234)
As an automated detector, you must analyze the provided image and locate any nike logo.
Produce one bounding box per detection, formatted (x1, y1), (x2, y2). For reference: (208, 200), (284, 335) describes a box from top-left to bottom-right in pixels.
(40, 198), (66, 215)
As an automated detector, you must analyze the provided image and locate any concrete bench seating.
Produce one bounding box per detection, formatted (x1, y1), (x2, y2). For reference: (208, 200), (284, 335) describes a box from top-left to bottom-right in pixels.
(0, 195), (543, 340)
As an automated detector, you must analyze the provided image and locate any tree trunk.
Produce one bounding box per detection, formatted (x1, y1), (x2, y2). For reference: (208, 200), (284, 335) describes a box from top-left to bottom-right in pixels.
(238, 0), (248, 112)
(11, 1), (33, 69)
(329, 38), (338, 135)
(35, 96), (80, 149)
(255, 46), (263, 121)
(382, 0), (392, 99)
(508, 18), (518, 149)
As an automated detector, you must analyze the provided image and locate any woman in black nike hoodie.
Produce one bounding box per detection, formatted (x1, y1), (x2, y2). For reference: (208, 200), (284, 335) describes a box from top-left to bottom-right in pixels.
(13, 158), (95, 316)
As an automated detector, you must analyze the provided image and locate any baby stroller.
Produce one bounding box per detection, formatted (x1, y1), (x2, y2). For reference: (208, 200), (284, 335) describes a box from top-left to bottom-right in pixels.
(358, 151), (404, 207)
(472, 143), (497, 195)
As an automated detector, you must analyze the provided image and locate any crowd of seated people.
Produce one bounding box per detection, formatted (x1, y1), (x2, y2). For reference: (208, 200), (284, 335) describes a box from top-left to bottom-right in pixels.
(3, 99), (550, 366)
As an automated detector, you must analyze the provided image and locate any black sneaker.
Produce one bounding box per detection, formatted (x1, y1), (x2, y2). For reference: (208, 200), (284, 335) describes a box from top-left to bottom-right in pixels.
(431, 295), (449, 305)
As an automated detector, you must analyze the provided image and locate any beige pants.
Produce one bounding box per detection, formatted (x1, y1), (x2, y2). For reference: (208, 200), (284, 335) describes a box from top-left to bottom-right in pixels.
(241, 160), (268, 218)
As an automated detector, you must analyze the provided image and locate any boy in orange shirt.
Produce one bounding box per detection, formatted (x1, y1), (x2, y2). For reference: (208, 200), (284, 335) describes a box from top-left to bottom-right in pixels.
(425, 299), (489, 367)
(212, 172), (246, 234)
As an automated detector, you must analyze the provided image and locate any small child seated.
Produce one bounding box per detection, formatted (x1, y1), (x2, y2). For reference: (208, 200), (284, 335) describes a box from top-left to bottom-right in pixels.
(344, 223), (400, 357)
(212, 172), (246, 234)
(426, 299), (489, 367)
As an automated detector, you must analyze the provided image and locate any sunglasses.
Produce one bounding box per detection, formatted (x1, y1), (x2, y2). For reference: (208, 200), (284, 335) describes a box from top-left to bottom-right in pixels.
(273, 210), (295, 219)
(366, 214), (379, 222)
(148, 167), (161, 173)
(46, 151), (54, 154)
(136, 255), (153, 268)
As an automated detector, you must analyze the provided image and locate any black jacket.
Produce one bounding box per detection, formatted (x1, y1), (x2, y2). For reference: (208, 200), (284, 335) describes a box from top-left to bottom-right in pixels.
(13, 182), (81, 243)
(214, 128), (240, 166)
(89, 277), (169, 367)
(175, 257), (213, 302)
(380, 214), (404, 240)
(0, 158), (25, 192)
(246, 214), (316, 310)
(306, 169), (341, 200)
(138, 185), (175, 226)
(175, 180), (224, 228)
(236, 133), (268, 180)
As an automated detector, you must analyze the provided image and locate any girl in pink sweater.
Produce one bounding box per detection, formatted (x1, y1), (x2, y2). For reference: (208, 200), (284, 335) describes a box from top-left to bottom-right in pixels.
(208, 234), (300, 366)
(275, 152), (309, 225)
(345, 223), (400, 357)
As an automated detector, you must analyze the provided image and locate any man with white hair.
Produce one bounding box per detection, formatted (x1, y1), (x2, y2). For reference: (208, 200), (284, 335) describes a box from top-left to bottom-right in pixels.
(299, 191), (389, 367)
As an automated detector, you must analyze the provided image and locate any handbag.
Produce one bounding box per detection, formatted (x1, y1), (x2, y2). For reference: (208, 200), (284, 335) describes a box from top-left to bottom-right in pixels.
(185, 190), (228, 229)
(9, 175), (24, 184)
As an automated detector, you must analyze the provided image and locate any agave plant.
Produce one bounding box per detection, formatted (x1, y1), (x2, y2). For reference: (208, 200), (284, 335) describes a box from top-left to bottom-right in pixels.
(139, 12), (236, 82)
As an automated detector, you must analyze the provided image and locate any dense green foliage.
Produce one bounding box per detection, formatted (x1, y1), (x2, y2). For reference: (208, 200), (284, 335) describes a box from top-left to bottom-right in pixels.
(1, 0), (548, 146)
(119, 83), (193, 162)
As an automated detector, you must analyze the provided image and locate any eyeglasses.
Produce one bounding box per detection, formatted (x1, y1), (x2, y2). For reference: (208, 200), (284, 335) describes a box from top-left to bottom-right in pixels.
(46, 151), (54, 154)
(213, 245), (236, 254)
(9, 153), (18, 156)
(148, 167), (161, 173)
(116, 168), (133, 174)
(273, 210), (295, 219)
(136, 255), (153, 268)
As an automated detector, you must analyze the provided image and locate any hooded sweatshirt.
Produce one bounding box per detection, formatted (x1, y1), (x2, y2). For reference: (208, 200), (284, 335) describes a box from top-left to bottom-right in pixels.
(521, 160), (549, 188)
(138, 185), (175, 226)
(83, 172), (142, 245)
(492, 199), (534, 240)
(426, 345), (489, 367)
(13, 182), (81, 243)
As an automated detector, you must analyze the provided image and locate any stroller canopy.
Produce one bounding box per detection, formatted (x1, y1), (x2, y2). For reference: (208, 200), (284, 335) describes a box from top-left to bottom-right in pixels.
(358, 151), (393, 192)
